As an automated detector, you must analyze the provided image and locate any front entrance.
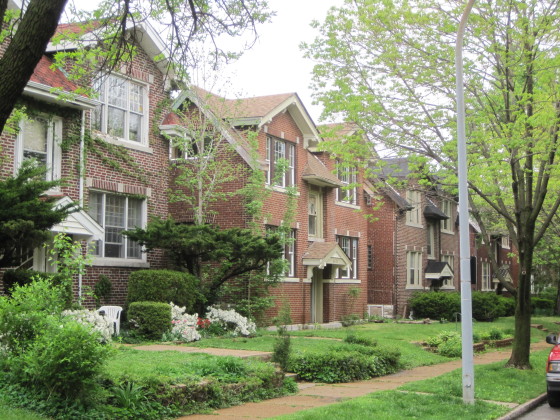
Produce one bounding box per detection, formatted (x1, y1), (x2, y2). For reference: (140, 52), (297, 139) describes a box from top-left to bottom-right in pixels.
(311, 267), (323, 323)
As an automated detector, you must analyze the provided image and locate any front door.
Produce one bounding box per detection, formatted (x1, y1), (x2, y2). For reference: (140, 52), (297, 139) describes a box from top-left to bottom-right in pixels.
(311, 267), (323, 323)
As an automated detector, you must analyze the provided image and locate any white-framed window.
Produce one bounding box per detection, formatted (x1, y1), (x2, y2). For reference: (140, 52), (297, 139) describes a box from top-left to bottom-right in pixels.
(501, 235), (510, 249)
(406, 190), (422, 226)
(88, 192), (144, 259)
(265, 136), (295, 187)
(337, 236), (358, 279)
(481, 261), (492, 291)
(441, 199), (453, 232)
(15, 116), (62, 184)
(441, 254), (454, 287)
(406, 251), (422, 287)
(266, 226), (296, 277)
(336, 163), (357, 205)
(308, 190), (323, 238)
(94, 74), (147, 143)
(170, 135), (214, 161)
(427, 223), (435, 259)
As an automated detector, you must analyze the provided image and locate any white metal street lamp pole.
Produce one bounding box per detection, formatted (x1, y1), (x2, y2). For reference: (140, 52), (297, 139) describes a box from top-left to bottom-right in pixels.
(455, 0), (476, 404)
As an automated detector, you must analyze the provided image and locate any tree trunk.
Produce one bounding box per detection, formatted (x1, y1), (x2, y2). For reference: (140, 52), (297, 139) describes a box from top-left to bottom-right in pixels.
(506, 234), (533, 368)
(0, 0), (68, 135)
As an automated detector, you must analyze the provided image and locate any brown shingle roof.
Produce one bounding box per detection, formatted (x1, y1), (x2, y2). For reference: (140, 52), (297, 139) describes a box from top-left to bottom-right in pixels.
(30, 55), (78, 92)
(302, 152), (343, 187)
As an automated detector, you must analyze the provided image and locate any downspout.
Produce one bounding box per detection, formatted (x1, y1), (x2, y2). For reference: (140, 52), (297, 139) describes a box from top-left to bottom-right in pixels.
(78, 109), (86, 299)
(393, 206), (398, 317)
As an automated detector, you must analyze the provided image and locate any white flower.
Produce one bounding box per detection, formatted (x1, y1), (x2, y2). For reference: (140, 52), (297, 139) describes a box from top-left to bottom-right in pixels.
(205, 306), (256, 337)
(62, 309), (113, 343)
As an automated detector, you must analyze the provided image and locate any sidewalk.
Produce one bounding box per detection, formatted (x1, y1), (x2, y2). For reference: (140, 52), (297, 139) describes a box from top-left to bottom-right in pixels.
(163, 340), (551, 420)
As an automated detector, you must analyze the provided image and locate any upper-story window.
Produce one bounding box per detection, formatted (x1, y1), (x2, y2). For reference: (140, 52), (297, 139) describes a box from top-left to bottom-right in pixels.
(170, 136), (213, 160)
(15, 116), (62, 184)
(427, 223), (435, 259)
(308, 189), (323, 239)
(337, 235), (358, 279)
(94, 75), (147, 144)
(406, 190), (422, 226)
(88, 192), (144, 259)
(336, 164), (357, 205)
(441, 199), (453, 233)
(265, 136), (295, 187)
(501, 235), (510, 249)
(406, 250), (422, 287)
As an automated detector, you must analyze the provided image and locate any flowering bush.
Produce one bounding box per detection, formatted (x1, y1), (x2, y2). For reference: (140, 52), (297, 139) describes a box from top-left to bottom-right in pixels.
(205, 307), (256, 337)
(167, 303), (201, 342)
(62, 309), (113, 343)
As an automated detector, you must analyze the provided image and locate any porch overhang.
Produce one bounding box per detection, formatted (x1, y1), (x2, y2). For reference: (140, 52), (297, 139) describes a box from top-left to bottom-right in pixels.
(302, 242), (351, 269)
(51, 196), (104, 241)
(425, 260), (454, 280)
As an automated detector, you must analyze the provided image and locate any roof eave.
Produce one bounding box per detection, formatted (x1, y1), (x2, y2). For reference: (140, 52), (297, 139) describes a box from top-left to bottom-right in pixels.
(24, 82), (99, 110)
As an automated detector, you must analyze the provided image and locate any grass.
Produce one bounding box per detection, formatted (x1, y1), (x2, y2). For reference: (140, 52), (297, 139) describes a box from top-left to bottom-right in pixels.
(275, 390), (510, 420)
(184, 316), (556, 369)
(273, 349), (550, 420)
(0, 404), (48, 420)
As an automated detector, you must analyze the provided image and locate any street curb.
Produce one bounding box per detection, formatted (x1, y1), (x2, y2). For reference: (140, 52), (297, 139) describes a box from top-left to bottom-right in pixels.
(497, 393), (548, 420)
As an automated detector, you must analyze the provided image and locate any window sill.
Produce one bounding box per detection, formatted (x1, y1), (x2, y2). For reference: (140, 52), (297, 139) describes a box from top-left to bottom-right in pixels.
(308, 237), (325, 242)
(266, 185), (300, 196)
(335, 201), (360, 210)
(441, 229), (455, 235)
(324, 278), (361, 284)
(279, 277), (300, 283)
(406, 284), (424, 290)
(92, 257), (150, 268)
(405, 222), (424, 229)
(440, 285), (455, 290)
(95, 132), (153, 154)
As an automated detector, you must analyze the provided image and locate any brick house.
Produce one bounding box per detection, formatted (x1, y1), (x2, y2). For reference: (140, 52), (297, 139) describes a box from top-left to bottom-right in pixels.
(366, 157), (519, 318)
(0, 20), (175, 304)
(165, 87), (369, 323)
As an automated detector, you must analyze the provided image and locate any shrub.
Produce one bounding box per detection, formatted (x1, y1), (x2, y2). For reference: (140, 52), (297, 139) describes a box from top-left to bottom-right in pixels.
(437, 335), (462, 357)
(471, 291), (503, 321)
(288, 345), (400, 383)
(497, 295), (516, 316)
(344, 332), (377, 347)
(204, 306), (256, 337)
(10, 317), (110, 399)
(2, 269), (73, 307)
(127, 270), (200, 313)
(128, 301), (171, 340)
(532, 297), (555, 315)
(409, 291), (460, 321)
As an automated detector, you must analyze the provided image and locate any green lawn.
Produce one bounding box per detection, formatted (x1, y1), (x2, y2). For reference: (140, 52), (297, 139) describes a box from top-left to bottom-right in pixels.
(184, 316), (557, 369)
(273, 350), (550, 420)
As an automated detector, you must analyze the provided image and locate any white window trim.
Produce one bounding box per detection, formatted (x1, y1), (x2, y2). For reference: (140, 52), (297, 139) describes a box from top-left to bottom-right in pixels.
(406, 190), (423, 228)
(88, 191), (148, 263)
(94, 74), (149, 146)
(265, 136), (295, 188)
(308, 190), (323, 239)
(15, 115), (63, 192)
(336, 165), (358, 205)
(427, 223), (436, 259)
(441, 199), (454, 234)
(501, 236), (511, 249)
(336, 236), (358, 280)
(481, 261), (492, 291)
(406, 250), (422, 289)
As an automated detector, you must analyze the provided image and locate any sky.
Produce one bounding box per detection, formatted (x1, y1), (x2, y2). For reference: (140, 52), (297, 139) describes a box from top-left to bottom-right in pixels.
(194, 0), (344, 122)
(70, 0), (343, 123)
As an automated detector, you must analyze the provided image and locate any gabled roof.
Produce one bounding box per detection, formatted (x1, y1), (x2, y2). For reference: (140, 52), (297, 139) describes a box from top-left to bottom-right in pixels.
(425, 261), (453, 280)
(302, 152), (343, 188)
(424, 198), (448, 220)
(380, 157), (412, 179)
(51, 197), (104, 240)
(174, 87), (321, 147)
(302, 242), (351, 269)
(24, 56), (99, 110)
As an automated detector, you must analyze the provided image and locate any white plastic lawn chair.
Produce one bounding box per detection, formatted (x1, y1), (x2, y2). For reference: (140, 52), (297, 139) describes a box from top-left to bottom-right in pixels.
(98, 305), (123, 336)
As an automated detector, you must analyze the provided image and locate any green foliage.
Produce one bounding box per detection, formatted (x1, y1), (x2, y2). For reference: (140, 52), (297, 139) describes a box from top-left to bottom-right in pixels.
(425, 331), (462, 358)
(127, 269), (200, 312)
(409, 292), (461, 321)
(2, 269), (71, 305)
(94, 275), (112, 307)
(9, 318), (109, 399)
(0, 161), (74, 268)
(125, 219), (283, 311)
(344, 332), (377, 347)
(532, 297), (555, 316)
(288, 345), (400, 383)
(410, 291), (512, 322)
(127, 301), (171, 340)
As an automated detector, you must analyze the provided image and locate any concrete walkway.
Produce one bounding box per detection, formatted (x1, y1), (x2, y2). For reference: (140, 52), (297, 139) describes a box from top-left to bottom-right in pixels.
(143, 340), (551, 420)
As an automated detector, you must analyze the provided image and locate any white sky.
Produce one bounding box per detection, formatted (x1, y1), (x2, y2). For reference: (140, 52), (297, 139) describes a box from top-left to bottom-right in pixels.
(70, 0), (342, 122)
(194, 0), (343, 122)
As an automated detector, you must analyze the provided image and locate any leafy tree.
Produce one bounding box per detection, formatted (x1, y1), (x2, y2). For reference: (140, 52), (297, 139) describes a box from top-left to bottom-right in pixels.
(125, 218), (283, 312)
(0, 160), (74, 268)
(304, 0), (560, 368)
(0, 0), (273, 135)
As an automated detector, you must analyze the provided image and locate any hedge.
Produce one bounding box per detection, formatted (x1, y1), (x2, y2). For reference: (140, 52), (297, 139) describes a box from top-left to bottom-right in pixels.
(127, 269), (200, 312)
(128, 301), (171, 340)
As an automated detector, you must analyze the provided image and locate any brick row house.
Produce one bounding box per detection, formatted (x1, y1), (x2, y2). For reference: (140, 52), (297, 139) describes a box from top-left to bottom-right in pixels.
(0, 19), (175, 304)
(0, 13), (519, 322)
(366, 158), (519, 318)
